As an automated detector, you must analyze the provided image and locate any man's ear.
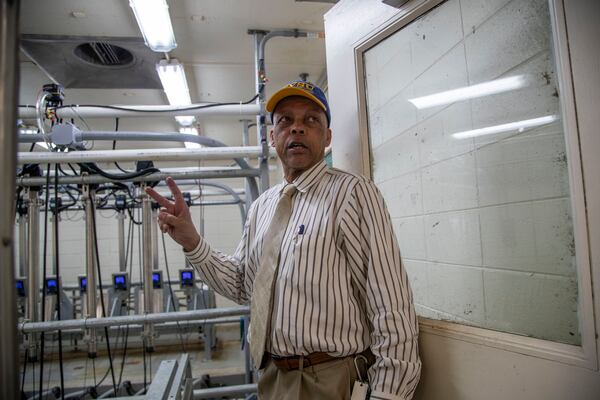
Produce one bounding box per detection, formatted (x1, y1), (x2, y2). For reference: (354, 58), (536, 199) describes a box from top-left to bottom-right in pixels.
(325, 128), (332, 147)
(269, 129), (275, 146)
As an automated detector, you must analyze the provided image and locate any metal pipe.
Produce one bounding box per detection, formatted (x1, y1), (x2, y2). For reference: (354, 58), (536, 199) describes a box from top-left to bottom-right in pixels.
(20, 130), (264, 200)
(17, 146), (275, 165)
(151, 208), (159, 270)
(0, 0), (20, 395)
(18, 214), (28, 277)
(19, 306), (250, 333)
(117, 211), (126, 272)
(17, 168), (261, 187)
(19, 103), (260, 119)
(241, 120), (254, 218)
(26, 189), (40, 359)
(193, 384), (257, 399)
(83, 186), (97, 357)
(141, 187), (154, 351)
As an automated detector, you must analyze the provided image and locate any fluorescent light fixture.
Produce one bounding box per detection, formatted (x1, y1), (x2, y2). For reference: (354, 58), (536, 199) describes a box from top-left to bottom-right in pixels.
(409, 75), (528, 109)
(179, 127), (202, 149)
(451, 115), (559, 139)
(129, 0), (177, 52)
(156, 59), (195, 126)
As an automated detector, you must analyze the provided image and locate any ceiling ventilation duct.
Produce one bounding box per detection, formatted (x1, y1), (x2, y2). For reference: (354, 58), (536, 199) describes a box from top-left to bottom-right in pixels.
(20, 34), (163, 89)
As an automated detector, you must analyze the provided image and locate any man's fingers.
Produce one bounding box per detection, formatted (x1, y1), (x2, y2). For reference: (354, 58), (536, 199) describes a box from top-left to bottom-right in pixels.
(145, 186), (173, 210)
(158, 211), (180, 227)
(166, 177), (185, 204)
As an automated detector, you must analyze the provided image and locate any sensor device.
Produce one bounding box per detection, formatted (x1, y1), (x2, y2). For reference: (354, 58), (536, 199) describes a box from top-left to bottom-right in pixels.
(16, 279), (26, 297)
(152, 271), (163, 289)
(78, 275), (87, 293)
(113, 273), (129, 291)
(45, 277), (59, 295)
(180, 269), (195, 288)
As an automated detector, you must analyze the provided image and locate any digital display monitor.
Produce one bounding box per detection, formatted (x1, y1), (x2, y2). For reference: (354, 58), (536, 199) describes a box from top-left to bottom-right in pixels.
(180, 270), (194, 287)
(16, 279), (26, 297)
(152, 272), (162, 289)
(45, 278), (58, 295)
(113, 274), (128, 291)
(115, 195), (126, 211)
(79, 276), (87, 293)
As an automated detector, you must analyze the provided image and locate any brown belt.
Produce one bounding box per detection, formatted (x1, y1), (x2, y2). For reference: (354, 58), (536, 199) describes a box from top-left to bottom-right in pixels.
(268, 348), (374, 372)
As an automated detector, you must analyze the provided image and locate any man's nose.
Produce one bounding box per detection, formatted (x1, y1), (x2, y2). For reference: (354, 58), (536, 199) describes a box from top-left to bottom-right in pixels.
(290, 120), (305, 134)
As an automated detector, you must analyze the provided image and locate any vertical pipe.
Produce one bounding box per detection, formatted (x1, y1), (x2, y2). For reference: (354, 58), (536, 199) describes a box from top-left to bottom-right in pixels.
(251, 30), (270, 194)
(151, 208), (159, 270)
(117, 211), (126, 272)
(18, 214), (28, 278)
(26, 189), (40, 360)
(241, 120), (254, 214)
(0, 0), (21, 396)
(51, 212), (58, 275)
(84, 185), (97, 357)
(141, 187), (154, 351)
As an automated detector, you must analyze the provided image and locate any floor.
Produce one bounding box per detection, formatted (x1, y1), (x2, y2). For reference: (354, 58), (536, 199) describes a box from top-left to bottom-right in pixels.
(21, 324), (248, 398)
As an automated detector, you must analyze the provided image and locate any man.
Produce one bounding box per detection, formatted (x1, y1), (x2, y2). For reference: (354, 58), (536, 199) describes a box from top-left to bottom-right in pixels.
(146, 81), (421, 399)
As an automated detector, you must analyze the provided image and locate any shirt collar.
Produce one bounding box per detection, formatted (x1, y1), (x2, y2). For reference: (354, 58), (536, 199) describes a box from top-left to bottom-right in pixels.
(284, 160), (328, 194)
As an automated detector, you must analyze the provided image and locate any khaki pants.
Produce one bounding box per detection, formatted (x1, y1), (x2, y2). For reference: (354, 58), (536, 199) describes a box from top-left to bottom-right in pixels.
(257, 356), (367, 400)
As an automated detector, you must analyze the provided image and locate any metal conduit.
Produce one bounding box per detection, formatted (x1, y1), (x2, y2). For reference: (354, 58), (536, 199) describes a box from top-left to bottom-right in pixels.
(19, 306), (250, 333)
(17, 168), (260, 187)
(17, 146), (272, 164)
(18, 103), (260, 119)
(193, 383), (257, 399)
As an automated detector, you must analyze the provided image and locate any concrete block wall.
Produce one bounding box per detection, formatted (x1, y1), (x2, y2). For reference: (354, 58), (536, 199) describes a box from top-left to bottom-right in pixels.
(364, 0), (579, 344)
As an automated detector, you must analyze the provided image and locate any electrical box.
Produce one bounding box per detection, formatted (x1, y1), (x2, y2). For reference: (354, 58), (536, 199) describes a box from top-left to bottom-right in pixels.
(115, 195), (127, 211)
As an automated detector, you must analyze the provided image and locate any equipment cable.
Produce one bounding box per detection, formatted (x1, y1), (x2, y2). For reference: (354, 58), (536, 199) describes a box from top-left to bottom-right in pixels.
(37, 163), (51, 400)
(53, 164), (66, 399)
(90, 198), (118, 395)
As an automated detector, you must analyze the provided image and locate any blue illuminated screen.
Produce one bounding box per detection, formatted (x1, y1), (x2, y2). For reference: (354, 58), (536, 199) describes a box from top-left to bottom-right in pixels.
(182, 271), (193, 281)
(47, 279), (58, 288)
(115, 276), (126, 285)
(80, 278), (87, 288)
(16, 280), (24, 290)
(152, 273), (161, 283)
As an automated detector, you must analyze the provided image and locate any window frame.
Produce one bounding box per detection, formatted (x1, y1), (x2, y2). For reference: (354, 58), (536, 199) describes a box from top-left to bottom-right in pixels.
(353, 0), (598, 370)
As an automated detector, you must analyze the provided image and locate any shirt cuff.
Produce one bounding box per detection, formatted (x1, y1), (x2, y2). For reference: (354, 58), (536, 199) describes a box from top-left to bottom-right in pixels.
(183, 238), (212, 265)
(370, 390), (405, 400)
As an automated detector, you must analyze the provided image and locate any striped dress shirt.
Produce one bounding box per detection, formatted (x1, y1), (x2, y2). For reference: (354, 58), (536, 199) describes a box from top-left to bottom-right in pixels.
(185, 160), (421, 399)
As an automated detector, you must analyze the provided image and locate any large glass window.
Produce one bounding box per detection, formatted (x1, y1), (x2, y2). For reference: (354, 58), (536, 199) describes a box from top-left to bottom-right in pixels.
(363, 0), (579, 344)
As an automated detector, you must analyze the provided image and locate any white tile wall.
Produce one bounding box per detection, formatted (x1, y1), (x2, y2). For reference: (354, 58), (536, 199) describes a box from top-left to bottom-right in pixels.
(365, 0), (579, 343)
(423, 209), (482, 266)
(483, 270), (579, 344)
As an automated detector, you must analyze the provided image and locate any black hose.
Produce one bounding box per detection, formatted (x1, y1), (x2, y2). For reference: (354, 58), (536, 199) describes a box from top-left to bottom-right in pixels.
(90, 197), (118, 395)
(38, 163), (51, 399)
(53, 164), (66, 399)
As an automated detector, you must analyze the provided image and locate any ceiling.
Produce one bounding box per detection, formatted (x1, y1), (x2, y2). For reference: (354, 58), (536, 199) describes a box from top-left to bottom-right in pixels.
(18, 0), (336, 150)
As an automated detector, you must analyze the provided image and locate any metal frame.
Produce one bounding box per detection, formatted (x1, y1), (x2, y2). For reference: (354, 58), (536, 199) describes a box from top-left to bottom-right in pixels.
(1, 0), (20, 396)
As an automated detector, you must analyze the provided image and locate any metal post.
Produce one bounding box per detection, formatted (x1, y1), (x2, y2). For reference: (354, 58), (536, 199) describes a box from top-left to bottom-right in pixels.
(141, 186), (155, 351)
(18, 214), (28, 278)
(250, 30), (271, 194)
(0, 0), (21, 396)
(117, 211), (126, 272)
(26, 189), (40, 360)
(83, 185), (97, 357)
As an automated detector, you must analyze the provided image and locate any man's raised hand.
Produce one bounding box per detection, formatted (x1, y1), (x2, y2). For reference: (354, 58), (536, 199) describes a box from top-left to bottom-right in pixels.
(145, 177), (201, 252)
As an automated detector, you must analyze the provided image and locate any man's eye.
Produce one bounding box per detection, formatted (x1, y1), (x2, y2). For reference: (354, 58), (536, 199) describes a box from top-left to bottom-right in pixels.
(278, 116), (290, 124)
